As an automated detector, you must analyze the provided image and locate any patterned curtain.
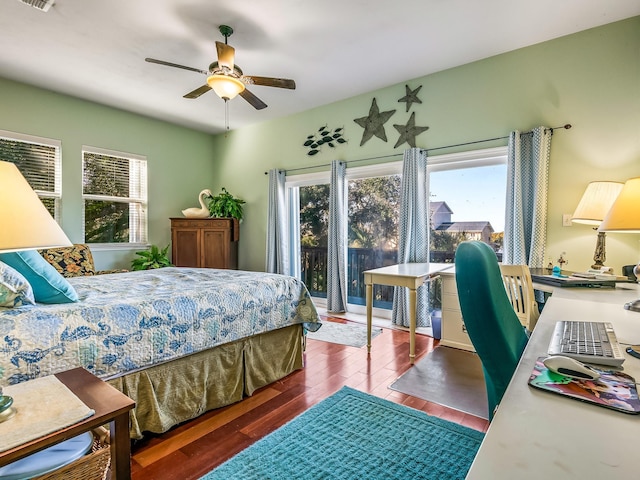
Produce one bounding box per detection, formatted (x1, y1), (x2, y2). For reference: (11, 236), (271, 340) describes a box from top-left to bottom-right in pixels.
(327, 160), (348, 312)
(392, 148), (430, 327)
(266, 169), (289, 275)
(503, 127), (552, 268)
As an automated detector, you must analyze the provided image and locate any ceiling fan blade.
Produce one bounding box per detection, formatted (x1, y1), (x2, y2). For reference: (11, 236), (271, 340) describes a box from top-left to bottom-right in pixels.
(183, 84), (212, 99)
(239, 89), (267, 110)
(145, 58), (208, 75)
(215, 41), (235, 72)
(242, 76), (296, 89)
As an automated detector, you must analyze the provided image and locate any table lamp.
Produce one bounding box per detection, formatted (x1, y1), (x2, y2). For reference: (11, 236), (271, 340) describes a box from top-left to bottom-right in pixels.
(571, 181), (624, 269)
(0, 160), (73, 421)
(598, 177), (640, 312)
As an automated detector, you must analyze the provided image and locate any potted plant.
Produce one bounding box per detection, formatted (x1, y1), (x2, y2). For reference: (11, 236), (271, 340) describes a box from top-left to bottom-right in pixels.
(131, 244), (173, 270)
(206, 187), (245, 221)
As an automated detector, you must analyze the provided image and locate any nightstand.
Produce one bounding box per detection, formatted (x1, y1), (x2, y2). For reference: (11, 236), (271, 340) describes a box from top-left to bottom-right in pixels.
(0, 368), (135, 480)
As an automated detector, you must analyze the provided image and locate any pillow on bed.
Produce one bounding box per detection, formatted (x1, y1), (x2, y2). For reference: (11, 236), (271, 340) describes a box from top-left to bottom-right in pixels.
(0, 250), (79, 304)
(0, 261), (35, 307)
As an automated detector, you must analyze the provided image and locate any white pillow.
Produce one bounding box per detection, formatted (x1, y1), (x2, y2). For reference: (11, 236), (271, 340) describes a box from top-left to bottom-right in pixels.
(0, 260), (36, 308)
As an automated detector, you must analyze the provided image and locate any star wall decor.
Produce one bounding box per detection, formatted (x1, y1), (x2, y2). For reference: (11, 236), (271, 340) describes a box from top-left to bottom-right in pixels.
(398, 84), (422, 112)
(353, 98), (396, 146)
(393, 112), (429, 148)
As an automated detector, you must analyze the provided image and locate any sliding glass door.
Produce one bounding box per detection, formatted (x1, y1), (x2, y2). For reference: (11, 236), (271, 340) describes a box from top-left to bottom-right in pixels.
(289, 146), (508, 316)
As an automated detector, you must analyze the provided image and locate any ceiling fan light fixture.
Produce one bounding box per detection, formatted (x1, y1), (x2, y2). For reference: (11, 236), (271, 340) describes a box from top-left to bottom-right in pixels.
(207, 74), (245, 100)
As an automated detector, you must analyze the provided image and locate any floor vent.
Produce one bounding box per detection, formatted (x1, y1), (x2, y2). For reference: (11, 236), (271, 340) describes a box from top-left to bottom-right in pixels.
(18, 0), (55, 12)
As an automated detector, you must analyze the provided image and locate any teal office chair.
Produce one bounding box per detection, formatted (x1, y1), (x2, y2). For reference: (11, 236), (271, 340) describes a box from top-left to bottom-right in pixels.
(455, 241), (529, 420)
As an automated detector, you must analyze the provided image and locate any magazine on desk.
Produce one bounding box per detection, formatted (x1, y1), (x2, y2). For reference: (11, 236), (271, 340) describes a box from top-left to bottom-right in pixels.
(528, 357), (640, 414)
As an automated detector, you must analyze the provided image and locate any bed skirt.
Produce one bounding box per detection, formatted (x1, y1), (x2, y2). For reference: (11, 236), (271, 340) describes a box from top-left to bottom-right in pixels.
(107, 324), (304, 439)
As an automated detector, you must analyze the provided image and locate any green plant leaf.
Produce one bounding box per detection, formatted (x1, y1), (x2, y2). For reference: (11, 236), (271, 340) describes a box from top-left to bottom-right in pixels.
(131, 244), (173, 270)
(207, 187), (245, 220)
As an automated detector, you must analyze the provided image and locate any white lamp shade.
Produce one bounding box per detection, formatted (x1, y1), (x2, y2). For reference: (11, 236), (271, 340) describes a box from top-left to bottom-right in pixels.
(0, 160), (72, 252)
(598, 177), (640, 232)
(206, 75), (245, 100)
(572, 181), (624, 225)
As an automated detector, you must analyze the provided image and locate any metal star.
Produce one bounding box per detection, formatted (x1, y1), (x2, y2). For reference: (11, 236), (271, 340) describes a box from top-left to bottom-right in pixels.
(398, 85), (422, 112)
(353, 98), (396, 146)
(393, 112), (429, 148)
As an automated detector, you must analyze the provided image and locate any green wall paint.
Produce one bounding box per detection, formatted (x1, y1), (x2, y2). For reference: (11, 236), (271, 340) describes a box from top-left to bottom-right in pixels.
(1, 18), (638, 274)
(212, 17), (640, 273)
(0, 76), (217, 270)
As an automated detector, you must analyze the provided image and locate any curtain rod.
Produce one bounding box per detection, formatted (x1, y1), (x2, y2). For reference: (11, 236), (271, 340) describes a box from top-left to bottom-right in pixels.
(264, 123), (571, 175)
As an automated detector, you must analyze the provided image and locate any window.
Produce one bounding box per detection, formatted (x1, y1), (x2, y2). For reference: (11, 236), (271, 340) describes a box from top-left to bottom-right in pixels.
(287, 146), (507, 314)
(429, 147), (507, 261)
(0, 129), (61, 220)
(82, 147), (147, 245)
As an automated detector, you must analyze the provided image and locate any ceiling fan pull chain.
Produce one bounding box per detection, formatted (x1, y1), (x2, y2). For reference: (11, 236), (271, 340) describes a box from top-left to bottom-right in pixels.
(224, 99), (230, 136)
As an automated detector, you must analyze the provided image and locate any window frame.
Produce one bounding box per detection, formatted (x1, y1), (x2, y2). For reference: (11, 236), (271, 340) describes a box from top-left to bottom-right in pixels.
(286, 146), (507, 184)
(0, 129), (62, 221)
(81, 145), (148, 247)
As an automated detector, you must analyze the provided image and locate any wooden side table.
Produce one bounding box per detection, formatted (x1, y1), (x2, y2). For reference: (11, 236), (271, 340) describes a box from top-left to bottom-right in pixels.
(0, 368), (135, 479)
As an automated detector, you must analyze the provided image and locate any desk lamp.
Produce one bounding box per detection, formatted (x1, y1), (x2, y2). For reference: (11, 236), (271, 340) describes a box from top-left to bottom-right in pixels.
(571, 181), (624, 269)
(598, 177), (640, 312)
(0, 160), (72, 421)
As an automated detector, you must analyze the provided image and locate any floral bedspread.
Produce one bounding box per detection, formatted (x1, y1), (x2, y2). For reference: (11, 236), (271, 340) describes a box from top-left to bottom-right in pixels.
(0, 268), (320, 386)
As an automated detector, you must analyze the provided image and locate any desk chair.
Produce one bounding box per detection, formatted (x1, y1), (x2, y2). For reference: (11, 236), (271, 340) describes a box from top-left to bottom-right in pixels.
(499, 264), (540, 332)
(455, 241), (529, 420)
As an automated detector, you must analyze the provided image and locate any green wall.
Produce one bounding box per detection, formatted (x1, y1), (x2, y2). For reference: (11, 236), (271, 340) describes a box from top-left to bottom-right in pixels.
(0, 76), (217, 270)
(211, 17), (640, 274)
(1, 17), (638, 274)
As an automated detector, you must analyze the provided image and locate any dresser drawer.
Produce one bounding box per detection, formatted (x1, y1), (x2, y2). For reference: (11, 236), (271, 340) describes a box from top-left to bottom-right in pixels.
(441, 308), (474, 351)
(439, 272), (474, 352)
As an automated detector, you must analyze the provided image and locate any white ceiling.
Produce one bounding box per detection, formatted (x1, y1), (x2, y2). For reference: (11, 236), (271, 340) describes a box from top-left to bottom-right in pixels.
(1, 0), (638, 135)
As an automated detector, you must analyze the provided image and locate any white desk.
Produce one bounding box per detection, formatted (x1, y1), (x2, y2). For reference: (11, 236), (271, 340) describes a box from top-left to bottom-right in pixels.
(363, 262), (453, 363)
(466, 284), (640, 479)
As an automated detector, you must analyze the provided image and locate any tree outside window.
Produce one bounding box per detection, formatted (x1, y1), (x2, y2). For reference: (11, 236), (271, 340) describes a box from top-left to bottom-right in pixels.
(82, 149), (147, 244)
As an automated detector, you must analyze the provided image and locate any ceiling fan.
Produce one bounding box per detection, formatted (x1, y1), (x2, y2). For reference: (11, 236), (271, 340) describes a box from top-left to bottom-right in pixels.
(145, 25), (296, 110)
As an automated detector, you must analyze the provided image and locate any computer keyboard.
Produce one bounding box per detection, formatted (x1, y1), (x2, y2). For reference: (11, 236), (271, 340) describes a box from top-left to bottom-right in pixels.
(547, 320), (625, 367)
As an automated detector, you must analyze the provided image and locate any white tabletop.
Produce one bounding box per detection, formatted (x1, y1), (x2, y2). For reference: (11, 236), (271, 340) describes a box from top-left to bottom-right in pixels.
(466, 284), (640, 479)
(363, 262), (452, 280)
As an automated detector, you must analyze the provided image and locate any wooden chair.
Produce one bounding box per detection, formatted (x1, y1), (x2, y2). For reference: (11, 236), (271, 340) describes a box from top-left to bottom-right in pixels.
(499, 264), (540, 332)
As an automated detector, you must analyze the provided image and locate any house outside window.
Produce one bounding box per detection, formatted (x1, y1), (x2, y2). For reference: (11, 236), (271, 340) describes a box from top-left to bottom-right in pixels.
(82, 146), (147, 245)
(0, 129), (62, 220)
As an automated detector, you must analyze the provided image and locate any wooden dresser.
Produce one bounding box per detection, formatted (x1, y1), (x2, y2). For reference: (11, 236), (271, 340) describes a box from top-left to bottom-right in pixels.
(170, 218), (239, 269)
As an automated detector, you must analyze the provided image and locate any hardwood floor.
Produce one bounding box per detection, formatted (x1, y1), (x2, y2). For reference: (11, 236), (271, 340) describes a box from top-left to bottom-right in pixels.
(130, 319), (490, 479)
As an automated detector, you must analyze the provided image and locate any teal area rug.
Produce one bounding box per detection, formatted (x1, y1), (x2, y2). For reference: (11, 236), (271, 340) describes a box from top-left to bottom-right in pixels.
(306, 321), (383, 347)
(200, 386), (484, 480)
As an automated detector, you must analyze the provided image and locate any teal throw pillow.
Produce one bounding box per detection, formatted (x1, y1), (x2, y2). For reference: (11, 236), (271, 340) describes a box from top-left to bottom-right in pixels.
(0, 260), (36, 307)
(0, 250), (79, 304)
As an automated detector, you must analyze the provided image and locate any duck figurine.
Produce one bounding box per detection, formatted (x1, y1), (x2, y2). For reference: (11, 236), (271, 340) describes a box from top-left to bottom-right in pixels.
(182, 189), (212, 218)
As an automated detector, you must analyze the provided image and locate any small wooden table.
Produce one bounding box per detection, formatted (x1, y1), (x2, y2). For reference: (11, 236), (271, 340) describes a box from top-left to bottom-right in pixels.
(364, 263), (453, 363)
(0, 368), (135, 479)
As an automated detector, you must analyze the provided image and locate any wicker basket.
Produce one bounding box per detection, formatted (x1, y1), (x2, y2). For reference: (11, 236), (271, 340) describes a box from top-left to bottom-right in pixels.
(34, 427), (111, 480)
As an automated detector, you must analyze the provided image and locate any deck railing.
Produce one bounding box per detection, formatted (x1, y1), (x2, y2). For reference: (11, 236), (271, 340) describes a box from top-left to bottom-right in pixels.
(301, 247), (459, 308)
(300, 246), (501, 309)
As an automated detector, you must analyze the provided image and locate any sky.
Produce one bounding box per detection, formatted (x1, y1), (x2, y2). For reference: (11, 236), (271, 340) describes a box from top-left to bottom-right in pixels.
(430, 164), (507, 233)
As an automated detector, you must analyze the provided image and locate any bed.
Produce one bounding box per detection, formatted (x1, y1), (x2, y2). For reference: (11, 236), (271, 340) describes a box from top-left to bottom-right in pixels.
(0, 267), (320, 439)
